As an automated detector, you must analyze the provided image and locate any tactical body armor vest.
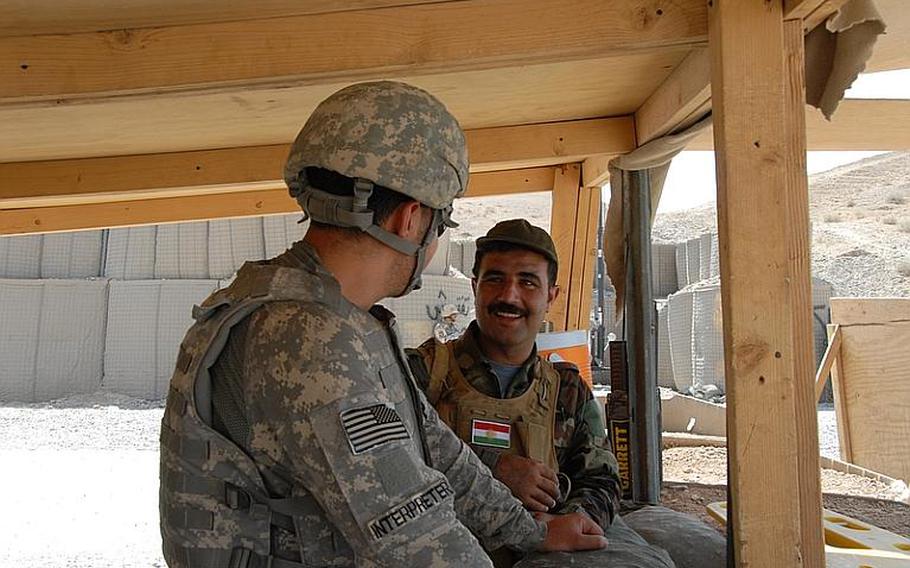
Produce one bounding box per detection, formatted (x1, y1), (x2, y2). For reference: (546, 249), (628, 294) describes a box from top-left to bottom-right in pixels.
(423, 341), (560, 472)
(160, 261), (405, 568)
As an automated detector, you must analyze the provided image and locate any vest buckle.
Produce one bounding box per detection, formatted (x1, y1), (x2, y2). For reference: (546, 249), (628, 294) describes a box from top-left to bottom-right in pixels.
(225, 483), (252, 510)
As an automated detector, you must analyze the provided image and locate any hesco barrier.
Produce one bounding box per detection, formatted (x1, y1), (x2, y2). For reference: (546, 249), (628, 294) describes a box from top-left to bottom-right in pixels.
(664, 277), (834, 394)
(0, 221), (833, 401)
(379, 274), (474, 348)
(103, 279), (219, 400)
(0, 279), (108, 401)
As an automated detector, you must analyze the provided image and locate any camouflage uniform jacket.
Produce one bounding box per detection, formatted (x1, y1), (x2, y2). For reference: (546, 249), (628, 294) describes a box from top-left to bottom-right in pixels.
(407, 322), (621, 528)
(204, 241), (545, 566)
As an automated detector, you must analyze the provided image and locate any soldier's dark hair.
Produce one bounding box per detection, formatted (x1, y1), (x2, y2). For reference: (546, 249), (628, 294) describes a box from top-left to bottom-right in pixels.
(473, 241), (558, 287)
(304, 167), (414, 232)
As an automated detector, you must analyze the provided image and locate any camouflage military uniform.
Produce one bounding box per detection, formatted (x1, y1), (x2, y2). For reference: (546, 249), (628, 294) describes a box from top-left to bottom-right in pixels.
(408, 321), (620, 527)
(161, 241), (546, 567)
(408, 323), (676, 567)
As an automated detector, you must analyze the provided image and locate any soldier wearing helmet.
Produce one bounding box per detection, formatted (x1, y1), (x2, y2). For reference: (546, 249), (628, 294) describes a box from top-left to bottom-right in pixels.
(159, 82), (607, 567)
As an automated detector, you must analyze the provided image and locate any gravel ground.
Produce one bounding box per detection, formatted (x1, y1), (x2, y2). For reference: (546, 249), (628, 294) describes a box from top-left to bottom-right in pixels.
(2, 394), (905, 567)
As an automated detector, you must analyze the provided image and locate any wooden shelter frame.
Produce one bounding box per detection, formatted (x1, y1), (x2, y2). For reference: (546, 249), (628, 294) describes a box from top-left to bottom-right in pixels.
(1, 1), (908, 565)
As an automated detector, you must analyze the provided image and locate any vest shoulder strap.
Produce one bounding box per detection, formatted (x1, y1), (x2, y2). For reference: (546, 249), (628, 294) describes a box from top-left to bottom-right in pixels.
(426, 340), (451, 406)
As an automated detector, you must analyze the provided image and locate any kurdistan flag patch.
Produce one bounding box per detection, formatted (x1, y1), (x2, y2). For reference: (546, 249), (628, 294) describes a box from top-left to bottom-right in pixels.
(471, 419), (511, 449)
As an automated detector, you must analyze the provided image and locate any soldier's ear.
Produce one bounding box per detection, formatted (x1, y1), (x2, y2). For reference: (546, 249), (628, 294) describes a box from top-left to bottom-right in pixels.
(547, 284), (560, 307)
(385, 200), (425, 238)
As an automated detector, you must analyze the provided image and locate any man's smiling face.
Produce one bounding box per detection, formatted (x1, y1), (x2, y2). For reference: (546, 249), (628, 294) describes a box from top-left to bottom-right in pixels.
(473, 248), (559, 362)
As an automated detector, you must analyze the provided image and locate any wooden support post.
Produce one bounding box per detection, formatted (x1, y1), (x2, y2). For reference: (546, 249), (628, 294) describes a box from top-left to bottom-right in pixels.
(624, 169), (661, 505)
(549, 164), (582, 331)
(814, 325), (842, 402)
(709, 1), (824, 566)
(576, 187), (602, 331)
(827, 323), (853, 462)
(784, 19), (826, 564)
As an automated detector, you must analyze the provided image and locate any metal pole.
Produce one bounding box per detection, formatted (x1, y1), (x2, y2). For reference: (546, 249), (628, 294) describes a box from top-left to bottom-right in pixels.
(623, 168), (661, 505)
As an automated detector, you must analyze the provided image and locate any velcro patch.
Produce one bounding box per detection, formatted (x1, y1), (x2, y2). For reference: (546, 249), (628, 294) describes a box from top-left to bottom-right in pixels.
(341, 403), (409, 455)
(368, 480), (454, 540)
(471, 418), (511, 449)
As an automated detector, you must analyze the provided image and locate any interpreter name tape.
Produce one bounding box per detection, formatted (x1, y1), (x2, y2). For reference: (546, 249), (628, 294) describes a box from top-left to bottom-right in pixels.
(368, 480), (454, 540)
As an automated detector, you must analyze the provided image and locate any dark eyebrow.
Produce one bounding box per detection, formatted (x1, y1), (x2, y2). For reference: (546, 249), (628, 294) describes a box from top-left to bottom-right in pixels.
(518, 271), (542, 283)
(480, 269), (505, 278)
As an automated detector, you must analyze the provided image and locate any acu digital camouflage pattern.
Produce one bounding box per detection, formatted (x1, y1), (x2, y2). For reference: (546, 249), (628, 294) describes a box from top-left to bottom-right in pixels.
(160, 240), (546, 567)
(408, 321), (622, 529)
(284, 81), (469, 210)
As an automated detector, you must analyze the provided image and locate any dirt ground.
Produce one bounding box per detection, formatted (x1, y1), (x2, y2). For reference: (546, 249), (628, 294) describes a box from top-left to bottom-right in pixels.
(660, 445), (910, 539)
(3, 399), (908, 566)
(661, 481), (910, 539)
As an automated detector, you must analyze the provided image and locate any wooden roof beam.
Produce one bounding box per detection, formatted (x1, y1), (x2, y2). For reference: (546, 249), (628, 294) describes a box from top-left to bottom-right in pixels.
(0, 117), (632, 208)
(686, 99), (910, 151)
(1, 0), (707, 102)
(0, 167), (556, 236)
(634, 0), (870, 148)
(634, 48), (711, 146)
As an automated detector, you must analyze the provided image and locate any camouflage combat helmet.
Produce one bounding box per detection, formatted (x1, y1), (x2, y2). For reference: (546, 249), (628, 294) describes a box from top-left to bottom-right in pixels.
(284, 81), (469, 294)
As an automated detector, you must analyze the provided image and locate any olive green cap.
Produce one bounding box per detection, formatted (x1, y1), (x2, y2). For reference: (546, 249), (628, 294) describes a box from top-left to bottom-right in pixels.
(476, 219), (558, 266)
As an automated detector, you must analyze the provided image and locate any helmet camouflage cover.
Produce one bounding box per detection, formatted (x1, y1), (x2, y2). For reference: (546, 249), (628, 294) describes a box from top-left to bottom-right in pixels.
(284, 81), (469, 212)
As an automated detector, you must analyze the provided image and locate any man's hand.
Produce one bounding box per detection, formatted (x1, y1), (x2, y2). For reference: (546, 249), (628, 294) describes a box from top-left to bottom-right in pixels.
(537, 512), (608, 552)
(494, 454), (559, 512)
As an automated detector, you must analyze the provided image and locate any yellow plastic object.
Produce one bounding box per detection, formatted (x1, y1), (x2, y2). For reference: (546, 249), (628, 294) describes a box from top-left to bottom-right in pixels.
(706, 501), (910, 567)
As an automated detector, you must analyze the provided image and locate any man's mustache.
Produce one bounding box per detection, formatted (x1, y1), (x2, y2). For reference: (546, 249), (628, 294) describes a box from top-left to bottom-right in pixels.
(487, 302), (527, 317)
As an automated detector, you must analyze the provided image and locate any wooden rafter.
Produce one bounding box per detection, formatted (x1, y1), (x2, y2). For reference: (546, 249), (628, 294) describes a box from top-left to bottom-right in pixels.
(634, 47), (711, 145)
(634, 0), (897, 151)
(1, 0), (707, 102)
(687, 99), (910, 151)
(0, 118), (632, 209)
(0, 167), (556, 235)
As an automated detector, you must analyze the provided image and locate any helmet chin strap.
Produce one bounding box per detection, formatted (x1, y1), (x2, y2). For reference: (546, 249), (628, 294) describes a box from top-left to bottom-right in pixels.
(380, 207), (443, 298)
(291, 174), (444, 297)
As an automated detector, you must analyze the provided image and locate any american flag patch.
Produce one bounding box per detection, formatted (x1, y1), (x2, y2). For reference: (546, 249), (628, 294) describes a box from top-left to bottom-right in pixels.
(340, 403), (410, 455)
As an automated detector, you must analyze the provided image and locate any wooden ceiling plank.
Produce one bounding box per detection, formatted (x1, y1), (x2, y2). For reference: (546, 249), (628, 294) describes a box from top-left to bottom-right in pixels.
(0, 1), (448, 38)
(0, 118), (631, 207)
(634, 47), (711, 145)
(1, 0), (707, 101)
(0, 167), (555, 235)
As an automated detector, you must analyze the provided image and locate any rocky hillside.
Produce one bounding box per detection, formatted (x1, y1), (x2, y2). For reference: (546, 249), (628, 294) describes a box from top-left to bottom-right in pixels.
(651, 151), (910, 297)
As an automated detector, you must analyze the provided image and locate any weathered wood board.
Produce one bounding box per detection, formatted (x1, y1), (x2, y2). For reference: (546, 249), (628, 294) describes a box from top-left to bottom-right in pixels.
(829, 298), (910, 483)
